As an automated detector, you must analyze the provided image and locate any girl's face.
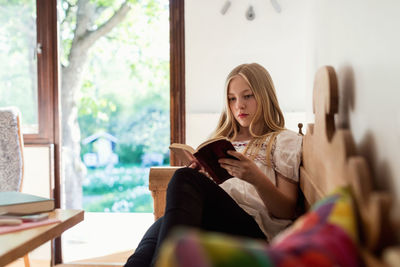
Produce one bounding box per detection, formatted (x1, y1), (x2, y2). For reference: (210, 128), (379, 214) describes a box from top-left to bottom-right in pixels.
(228, 75), (258, 130)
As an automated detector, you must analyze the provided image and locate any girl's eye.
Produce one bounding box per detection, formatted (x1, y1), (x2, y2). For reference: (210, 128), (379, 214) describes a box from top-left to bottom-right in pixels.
(228, 97), (236, 102)
(244, 94), (253, 99)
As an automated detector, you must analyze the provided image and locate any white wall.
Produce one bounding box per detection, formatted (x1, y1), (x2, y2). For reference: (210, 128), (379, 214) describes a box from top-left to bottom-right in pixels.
(185, 0), (310, 146)
(185, 0), (400, 233)
(22, 145), (54, 262)
(308, 0), (400, 228)
(22, 146), (53, 198)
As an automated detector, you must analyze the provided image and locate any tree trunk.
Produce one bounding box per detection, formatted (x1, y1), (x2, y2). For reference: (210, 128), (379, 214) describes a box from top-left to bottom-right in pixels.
(60, 0), (131, 208)
(61, 49), (89, 209)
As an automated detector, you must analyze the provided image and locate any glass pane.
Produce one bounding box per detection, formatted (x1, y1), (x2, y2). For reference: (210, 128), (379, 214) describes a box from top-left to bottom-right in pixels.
(59, 0), (170, 261)
(0, 0), (38, 134)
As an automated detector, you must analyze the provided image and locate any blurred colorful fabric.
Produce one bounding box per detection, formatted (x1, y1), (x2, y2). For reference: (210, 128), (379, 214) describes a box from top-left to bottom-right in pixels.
(156, 187), (361, 267)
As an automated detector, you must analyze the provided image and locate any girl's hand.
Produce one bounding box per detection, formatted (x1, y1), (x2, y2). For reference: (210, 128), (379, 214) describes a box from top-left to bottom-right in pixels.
(187, 159), (200, 170)
(218, 150), (264, 185)
(188, 159), (213, 179)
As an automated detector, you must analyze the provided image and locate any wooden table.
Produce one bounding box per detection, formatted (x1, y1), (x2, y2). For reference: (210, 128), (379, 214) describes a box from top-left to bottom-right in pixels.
(0, 209), (84, 266)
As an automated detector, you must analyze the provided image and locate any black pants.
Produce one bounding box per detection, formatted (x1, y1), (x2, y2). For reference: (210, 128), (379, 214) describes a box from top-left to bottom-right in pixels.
(124, 167), (265, 267)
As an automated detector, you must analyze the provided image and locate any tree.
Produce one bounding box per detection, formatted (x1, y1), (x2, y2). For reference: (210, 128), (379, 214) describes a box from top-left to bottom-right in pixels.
(60, 0), (135, 208)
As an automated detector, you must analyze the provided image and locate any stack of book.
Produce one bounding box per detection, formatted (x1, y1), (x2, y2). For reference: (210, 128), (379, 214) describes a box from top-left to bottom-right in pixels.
(0, 191), (56, 232)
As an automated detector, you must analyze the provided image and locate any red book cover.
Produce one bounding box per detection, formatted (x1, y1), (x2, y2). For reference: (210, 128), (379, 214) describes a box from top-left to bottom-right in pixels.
(170, 137), (237, 184)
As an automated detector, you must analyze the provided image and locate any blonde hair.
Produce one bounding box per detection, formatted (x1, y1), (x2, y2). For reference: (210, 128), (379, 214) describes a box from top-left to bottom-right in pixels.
(212, 63), (285, 165)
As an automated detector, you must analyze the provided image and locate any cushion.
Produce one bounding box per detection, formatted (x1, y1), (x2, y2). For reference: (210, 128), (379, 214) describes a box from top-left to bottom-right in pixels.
(156, 187), (362, 267)
(0, 107), (23, 192)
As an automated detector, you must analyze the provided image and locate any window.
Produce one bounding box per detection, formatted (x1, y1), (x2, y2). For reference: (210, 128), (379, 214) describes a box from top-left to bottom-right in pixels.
(0, 0), (184, 264)
(0, 0), (58, 144)
(0, 2), (61, 263)
(0, 0), (38, 133)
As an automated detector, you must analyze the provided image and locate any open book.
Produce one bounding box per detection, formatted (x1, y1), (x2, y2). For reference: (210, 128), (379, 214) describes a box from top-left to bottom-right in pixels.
(169, 137), (237, 184)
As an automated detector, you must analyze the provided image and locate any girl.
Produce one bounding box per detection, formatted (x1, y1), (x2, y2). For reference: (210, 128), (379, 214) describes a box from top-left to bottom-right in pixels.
(125, 63), (302, 267)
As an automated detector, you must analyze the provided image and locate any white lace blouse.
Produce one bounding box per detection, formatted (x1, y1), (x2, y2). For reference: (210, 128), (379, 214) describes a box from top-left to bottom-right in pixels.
(220, 130), (303, 241)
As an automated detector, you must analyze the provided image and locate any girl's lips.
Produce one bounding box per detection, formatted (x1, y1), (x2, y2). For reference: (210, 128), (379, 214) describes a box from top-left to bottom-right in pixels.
(238, 114), (248, 118)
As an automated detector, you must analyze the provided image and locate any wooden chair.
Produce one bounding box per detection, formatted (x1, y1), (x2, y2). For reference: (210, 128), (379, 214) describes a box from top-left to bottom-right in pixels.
(0, 107), (30, 267)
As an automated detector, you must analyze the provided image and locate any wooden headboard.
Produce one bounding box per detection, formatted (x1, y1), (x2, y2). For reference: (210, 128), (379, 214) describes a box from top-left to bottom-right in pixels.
(299, 66), (397, 266)
(149, 66), (399, 266)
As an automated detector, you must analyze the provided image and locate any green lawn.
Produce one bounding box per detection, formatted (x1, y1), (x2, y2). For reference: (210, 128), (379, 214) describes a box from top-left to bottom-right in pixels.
(82, 164), (155, 212)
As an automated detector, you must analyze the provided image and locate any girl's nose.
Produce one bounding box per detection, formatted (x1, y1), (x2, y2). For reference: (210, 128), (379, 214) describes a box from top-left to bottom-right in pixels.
(236, 98), (245, 109)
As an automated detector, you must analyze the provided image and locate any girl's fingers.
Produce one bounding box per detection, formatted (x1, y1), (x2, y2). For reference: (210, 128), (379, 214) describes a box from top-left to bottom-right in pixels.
(221, 164), (240, 176)
(219, 163), (229, 170)
(219, 158), (242, 166)
(220, 163), (233, 173)
(188, 160), (200, 170)
(220, 162), (238, 170)
(226, 150), (244, 160)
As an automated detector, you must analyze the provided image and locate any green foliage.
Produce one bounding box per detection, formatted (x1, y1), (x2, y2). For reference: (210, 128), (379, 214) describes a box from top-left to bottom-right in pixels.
(116, 143), (145, 164)
(82, 164), (154, 212)
(75, 0), (170, 163)
(84, 192), (153, 212)
(59, 0), (165, 64)
(78, 91), (120, 138)
(83, 164), (148, 194)
(0, 1), (38, 126)
(89, 0), (138, 8)
(0, 0), (33, 5)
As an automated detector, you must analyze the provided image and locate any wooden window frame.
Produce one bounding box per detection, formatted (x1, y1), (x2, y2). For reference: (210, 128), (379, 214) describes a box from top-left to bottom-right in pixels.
(28, 0), (61, 209)
(24, 1), (59, 146)
(27, 1), (62, 265)
(170, 0), (186, 166)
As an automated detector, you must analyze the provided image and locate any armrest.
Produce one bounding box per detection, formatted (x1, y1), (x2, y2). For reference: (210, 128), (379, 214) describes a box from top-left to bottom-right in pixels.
(149, 166), (180, 220)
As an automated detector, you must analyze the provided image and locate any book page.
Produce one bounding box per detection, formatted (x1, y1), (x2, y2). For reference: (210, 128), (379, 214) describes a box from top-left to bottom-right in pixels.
(169, 143), (195, 154)
(169, 144), (196, 166)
